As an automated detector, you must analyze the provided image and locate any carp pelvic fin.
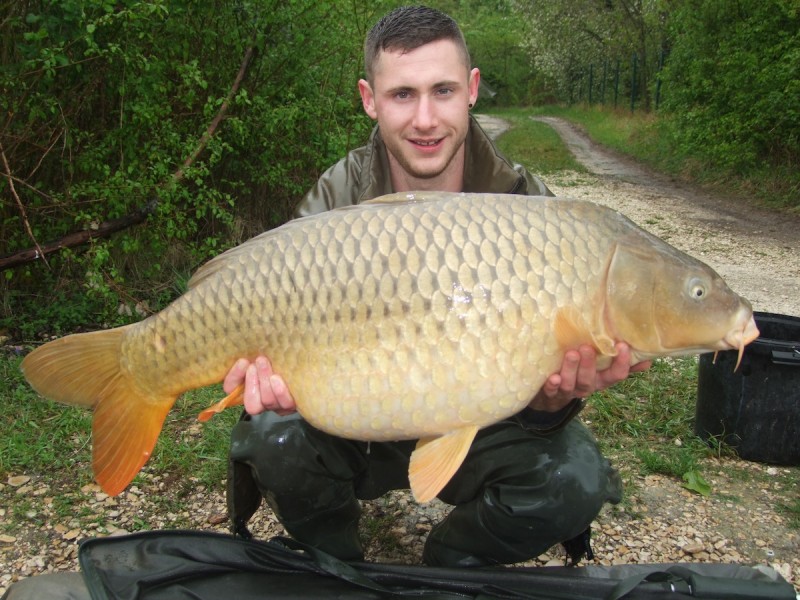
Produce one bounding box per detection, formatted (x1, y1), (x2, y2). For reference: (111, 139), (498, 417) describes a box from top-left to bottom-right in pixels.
(198, 383), (244, 422)
(409, 425), (479, 503)
(21, 327), (176, 496)
(554, 307), (616, 356)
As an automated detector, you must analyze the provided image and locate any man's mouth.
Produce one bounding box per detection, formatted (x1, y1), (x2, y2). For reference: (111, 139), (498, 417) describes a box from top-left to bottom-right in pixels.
(411, 138), (443, 150)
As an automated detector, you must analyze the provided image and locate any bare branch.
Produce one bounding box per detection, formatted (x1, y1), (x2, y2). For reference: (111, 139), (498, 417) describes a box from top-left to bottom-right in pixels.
(0, 141), (50, 269)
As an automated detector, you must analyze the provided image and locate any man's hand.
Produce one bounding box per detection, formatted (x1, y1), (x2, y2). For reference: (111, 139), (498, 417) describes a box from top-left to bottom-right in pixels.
(225, 343), (651, 417)
(530, 343), (651, 413)
(223, 356), (296, 416)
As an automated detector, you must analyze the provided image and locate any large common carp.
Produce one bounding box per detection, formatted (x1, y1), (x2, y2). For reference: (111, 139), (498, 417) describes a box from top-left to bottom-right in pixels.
(21, 192), (758, 501)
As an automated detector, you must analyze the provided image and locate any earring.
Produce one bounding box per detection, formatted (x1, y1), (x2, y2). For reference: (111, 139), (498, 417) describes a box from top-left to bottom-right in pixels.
(468, 103), (473, 109)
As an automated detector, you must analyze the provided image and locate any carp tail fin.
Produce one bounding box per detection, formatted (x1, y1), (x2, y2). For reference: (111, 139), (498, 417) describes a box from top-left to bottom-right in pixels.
(21, 327), (176, 496)
(409, 425), (479, 503)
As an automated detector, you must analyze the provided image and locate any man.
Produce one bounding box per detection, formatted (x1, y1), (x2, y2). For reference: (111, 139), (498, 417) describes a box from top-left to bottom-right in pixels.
(224, 5), (649, 568)
(3, 8), (648, 597)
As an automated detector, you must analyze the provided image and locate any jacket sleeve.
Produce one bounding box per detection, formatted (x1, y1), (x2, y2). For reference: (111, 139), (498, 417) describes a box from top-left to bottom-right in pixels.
(293, 156), (363, 218)
(516, 164), (555, 197)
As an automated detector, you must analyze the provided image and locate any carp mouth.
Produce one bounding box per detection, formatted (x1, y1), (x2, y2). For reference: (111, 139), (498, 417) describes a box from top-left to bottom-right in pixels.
(721, 311), (760, 370)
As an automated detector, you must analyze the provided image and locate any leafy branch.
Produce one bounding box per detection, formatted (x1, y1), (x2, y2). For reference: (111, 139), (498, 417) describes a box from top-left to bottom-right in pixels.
(0, 44), (256, 272)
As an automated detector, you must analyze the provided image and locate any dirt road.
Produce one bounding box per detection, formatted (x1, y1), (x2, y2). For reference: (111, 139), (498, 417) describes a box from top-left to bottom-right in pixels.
(480, 113), (800, 318)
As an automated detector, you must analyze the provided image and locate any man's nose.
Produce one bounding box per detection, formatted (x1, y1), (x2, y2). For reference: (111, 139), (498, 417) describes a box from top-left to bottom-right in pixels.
(412, 95), (437, 130)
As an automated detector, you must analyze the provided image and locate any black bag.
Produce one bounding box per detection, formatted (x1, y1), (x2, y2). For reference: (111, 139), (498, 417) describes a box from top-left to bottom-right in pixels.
(77, 530), (796, 600)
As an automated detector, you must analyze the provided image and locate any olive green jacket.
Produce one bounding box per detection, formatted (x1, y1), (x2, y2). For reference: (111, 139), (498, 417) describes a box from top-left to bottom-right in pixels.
(294, 115), (553, 218)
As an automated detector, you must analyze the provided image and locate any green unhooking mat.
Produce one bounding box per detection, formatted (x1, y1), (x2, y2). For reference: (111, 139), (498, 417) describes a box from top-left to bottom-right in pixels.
(76, 531), (796, 600)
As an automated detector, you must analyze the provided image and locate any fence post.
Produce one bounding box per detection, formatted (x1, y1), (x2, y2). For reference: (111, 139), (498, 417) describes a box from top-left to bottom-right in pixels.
(630, 52), (637, 112)
(655, 48), (665, 109)
(614, 59), (620, 108)
(601, 59), (608, 105)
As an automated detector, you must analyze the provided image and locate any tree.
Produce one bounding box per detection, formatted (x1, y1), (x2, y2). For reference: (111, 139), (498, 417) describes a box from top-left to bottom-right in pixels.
(510, 0), (668, 108)
(0, 0), (380, 333)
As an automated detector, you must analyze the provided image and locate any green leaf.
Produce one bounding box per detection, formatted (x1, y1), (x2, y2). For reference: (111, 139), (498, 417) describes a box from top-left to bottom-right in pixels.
(682, 470), (712, 496)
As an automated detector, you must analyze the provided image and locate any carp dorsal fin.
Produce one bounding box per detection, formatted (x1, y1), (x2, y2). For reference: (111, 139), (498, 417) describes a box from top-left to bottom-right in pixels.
(408, 425), (479, 503)
(554, 306), (616, 356)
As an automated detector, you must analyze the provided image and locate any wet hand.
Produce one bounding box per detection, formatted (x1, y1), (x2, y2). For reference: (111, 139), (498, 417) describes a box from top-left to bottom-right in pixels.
(223, 356), (297, 416)
(530, 343), (651, 412)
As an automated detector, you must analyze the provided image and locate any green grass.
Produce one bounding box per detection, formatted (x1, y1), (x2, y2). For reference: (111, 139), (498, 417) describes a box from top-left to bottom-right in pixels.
(486, 107), (586, 174)
(781, 497), (800, 530)
(0, 348), (238, 496)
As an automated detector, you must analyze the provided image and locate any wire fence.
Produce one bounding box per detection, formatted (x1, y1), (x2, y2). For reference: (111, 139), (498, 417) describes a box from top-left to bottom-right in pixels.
(569, 50), (667, 112)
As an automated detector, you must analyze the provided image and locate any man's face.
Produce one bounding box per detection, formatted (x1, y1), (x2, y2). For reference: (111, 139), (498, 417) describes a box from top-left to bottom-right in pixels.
(359, 39), (480, 191)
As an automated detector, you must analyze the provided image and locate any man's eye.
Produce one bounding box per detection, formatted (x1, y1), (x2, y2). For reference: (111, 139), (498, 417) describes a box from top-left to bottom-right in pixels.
(436, 88), (454, 96)
(395, 91), (411, 100)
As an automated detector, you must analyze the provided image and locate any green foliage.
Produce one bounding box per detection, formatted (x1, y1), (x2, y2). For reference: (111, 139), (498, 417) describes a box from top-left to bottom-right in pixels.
(1, 0), (375, 335)
(510, 0), (668, 109)
(660, 0), (800, 173)
(682, 470), (712, 496)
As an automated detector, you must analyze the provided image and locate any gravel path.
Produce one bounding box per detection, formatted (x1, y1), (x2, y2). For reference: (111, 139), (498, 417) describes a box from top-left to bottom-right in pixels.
(1, 114), (798, 595)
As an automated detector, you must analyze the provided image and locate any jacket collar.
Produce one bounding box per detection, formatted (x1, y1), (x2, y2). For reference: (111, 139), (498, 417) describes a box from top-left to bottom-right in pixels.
(357, 115), (525, 202)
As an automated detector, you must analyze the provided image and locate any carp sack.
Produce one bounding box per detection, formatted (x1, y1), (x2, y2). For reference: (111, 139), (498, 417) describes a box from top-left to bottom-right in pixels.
(21, 192), (759, 501)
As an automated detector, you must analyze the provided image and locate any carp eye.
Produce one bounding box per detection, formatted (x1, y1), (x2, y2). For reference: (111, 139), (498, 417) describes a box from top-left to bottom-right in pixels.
(687, 278), (707, 300)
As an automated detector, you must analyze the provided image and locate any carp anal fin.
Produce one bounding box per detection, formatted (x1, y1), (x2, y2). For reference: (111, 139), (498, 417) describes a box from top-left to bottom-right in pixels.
(554, 307), (616, 357)
(409, 425), (479, 503)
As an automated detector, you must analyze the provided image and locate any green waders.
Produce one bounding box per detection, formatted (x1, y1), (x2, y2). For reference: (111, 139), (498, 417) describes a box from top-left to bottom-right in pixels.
(228, 412), (622, 567)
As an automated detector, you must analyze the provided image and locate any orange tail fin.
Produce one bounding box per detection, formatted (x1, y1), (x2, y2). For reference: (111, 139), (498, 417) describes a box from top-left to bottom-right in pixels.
(21, 327), (176, 496)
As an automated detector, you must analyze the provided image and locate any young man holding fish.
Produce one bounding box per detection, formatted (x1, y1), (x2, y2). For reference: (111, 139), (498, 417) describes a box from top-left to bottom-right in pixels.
(10, 5), (763, 598)
(224, 5), (649, 567)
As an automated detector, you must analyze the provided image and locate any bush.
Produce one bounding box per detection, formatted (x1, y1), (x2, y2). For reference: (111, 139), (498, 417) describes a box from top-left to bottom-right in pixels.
(0, 0), (377, 335)
(660, 0), (800, 173)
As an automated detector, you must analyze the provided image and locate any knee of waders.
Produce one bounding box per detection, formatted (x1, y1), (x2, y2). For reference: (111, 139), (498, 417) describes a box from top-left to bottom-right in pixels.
(524, 421), (622, 538)
(227, 411), (309, 538)
(227, 411), (370, 531)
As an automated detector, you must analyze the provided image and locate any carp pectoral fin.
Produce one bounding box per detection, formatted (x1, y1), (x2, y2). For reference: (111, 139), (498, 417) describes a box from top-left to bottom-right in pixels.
(197, 383), (244, 422)
(93, 390), (174, 496)
(408, 425), (479, 503)
(554, 307), (616, 356)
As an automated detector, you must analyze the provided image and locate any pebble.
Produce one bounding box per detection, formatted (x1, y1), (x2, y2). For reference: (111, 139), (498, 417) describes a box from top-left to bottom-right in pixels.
(7, 475), (30, 487)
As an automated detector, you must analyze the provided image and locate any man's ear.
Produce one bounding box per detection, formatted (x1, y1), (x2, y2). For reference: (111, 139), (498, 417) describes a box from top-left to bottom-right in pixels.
(358, 79), (378, 120)
(468, 68), (480, 107)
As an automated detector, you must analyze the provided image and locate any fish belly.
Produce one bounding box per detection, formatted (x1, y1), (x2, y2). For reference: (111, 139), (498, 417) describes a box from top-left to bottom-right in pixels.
(123, 193), (613, 441)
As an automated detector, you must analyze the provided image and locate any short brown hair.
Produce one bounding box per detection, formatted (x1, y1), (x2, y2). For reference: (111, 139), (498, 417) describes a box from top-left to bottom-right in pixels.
(363, 6), (471, 83)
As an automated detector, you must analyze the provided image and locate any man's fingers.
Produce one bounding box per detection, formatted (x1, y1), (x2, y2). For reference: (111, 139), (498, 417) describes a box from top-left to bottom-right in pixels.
(269, 374), (297, 415)
(243, 363), (266, 415)
(223, 358), (250, 394)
